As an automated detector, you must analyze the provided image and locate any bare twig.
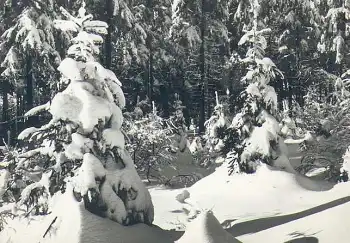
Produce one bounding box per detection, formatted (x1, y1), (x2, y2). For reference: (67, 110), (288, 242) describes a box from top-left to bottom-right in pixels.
(43, 216), (57, 238)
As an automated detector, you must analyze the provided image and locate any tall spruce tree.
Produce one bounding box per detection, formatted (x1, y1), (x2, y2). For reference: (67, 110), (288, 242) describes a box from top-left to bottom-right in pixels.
(223, 0), (285, 174)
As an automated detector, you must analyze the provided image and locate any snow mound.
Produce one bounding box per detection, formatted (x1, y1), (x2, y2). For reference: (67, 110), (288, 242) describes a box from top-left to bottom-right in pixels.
(0, 185), (172, 243)
(176, 211), (241, 243)
(151, 163), (350, 231)
(176, 190), (190, 203)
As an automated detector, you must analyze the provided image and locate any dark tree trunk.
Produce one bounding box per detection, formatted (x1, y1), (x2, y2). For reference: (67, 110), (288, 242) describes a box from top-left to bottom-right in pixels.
(25, 55), (33, 111)
(199, 0), (206, 133)
(105, 0), (114, 69)
(2, 83), (9, 122)
(177, 65), (190, 126)
(146, 0), (154, 102)
(25, 54), (37, 127)
(15, 92), (22, 136)
(160, 85), (169, 118)
(148, 43), (154, 102)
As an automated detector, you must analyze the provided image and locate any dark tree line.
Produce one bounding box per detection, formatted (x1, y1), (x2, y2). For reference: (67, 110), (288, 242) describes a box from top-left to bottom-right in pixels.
(1, 0), (350, 144)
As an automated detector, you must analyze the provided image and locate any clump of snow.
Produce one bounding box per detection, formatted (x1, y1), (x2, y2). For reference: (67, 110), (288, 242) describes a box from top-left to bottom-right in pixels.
(57, 57), (83, 81)
(75, 153), (105, 195)
(176, 190), (190, 203)
(0, 169), (10, 199)
(176, 210), (241, 243)
(51, 75), (124, 134)
(18, 127), (39, 140)
(50, 92), (83, 124)
(341, 146), (350, 173)
(24, 102), (50, 117)
(280, 115), (297, 138)
(271, 138), (296, 174)
(284, 131), (314, 144)
(240, 110), (285, 168)
(64, 132), (94, 160)
(102, 128), (125, 149)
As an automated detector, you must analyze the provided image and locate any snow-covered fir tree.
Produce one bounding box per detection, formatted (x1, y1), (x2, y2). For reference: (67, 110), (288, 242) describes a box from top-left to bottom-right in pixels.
(204, 91), (227, 153)
(168, 94), (189, 152)
(1, 2), (154, 226)
(223, 0), (285, 174)
(169, 94), (186, 132)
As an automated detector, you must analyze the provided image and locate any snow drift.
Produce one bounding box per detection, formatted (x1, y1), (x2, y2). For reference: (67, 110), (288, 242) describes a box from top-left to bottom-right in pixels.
(0, 184), (173, 243)
(150, 162), (350, 242)
(176, 210), (241, 243)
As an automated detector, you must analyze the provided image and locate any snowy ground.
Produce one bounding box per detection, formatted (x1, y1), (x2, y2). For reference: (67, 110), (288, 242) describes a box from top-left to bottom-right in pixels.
(150, 163), (350, 241)
(149, 140), (350, 242)
(1, 139), (350, 242)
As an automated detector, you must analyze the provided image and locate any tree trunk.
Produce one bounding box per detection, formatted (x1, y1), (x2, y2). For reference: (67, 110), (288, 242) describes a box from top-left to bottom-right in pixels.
(25, 54), (36, 127)
(148, 44), (154, 102)
(199, 0), (206, 133)
(160, 85), (169, 118)
(1, 67), (9, 122)
(105, 0), (114, 69)
(146, 0), (154, 102)
(15, 93), (21, 136)
(2, 84), (8, 122)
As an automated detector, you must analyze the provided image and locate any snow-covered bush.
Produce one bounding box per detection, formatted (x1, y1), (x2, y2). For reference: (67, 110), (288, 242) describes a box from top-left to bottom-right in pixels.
(1, 4), (154, 227)
(204, 92), (228, 153)
(193, 92), (229, 169)
(123, 100), (177, 183)
(223, 1), (286, 174)
(183, 90), (230, 170)
(169, 96), (188, 152)
(170, 95), (187, 133)
(297, 73), (350, 182)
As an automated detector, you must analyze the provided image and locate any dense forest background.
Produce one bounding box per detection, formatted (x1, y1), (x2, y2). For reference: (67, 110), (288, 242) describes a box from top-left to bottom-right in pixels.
(0, 0), (349, 143)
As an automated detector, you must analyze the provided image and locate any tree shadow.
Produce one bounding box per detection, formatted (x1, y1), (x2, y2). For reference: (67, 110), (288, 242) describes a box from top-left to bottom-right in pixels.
(284, 236), (319, 243)
(294, 174), (335, 192)
(169, 209), (185, 213)
(226, 196), (350, 237)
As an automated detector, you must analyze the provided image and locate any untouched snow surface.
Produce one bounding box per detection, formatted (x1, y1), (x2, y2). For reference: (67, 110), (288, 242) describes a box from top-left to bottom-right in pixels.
(150, 163), (350, 242)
